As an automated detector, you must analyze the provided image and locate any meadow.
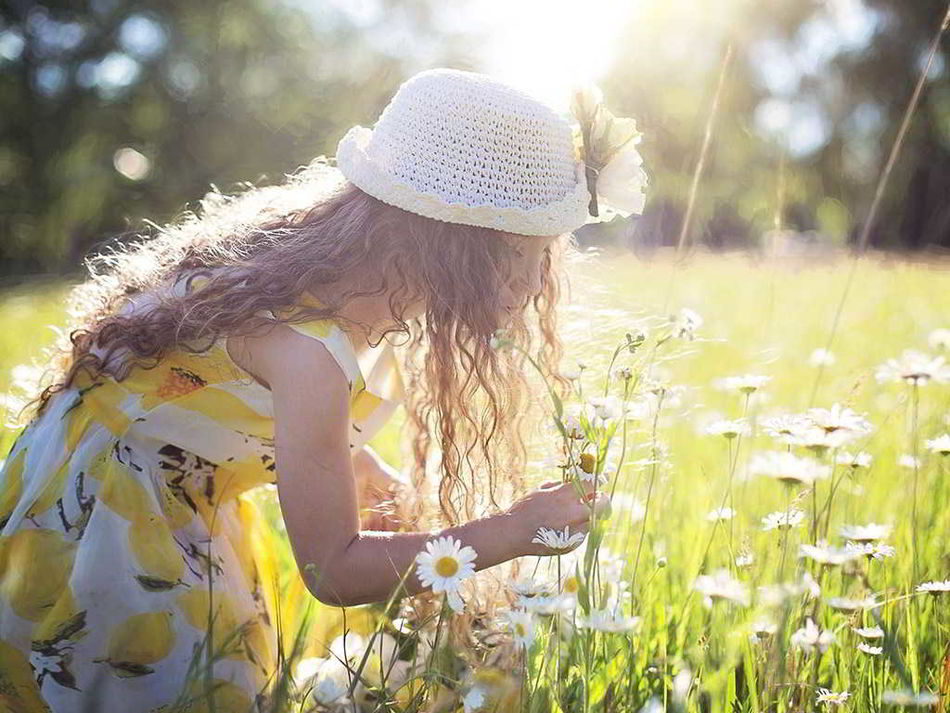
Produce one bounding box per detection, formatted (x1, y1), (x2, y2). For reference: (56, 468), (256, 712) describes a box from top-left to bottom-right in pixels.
(2, 250), (950, 712)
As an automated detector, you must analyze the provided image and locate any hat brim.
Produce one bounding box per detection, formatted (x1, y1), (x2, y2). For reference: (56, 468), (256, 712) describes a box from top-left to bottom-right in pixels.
(335, 125), (590, 237)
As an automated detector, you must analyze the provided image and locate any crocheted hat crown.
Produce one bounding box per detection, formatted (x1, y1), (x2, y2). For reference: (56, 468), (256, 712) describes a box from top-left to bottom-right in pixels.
(335, 68), (590, 236)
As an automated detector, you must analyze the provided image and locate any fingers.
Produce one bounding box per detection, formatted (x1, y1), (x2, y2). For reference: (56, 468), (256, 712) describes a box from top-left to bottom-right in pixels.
(553, 483), (609, 526)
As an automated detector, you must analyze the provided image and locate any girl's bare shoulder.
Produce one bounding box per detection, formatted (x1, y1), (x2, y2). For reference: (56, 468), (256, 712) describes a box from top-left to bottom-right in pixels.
(225, 324), (348, 395)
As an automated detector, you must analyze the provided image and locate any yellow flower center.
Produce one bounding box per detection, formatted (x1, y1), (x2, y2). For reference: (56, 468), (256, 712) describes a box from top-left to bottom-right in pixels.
(435, 556), (459, 578)
(515, 623), (525, 636)
(579, 453), (596, 474)
(564, 576), (579, 594)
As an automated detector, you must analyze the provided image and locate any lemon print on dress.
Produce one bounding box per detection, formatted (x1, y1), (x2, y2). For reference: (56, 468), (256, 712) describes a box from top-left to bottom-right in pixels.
(128, 513), (185, 590)
(25, 459), (69, 520)
(177, 588), (248, 660)
(0, 529), (76, 622)
(96, 611), (175, 677)
(0, 638), (52, 713)
(0, 449), (26, 527)
(95, 458), (156, 522)
(33, 587), (86, 646)
(153, 477), (194, 530)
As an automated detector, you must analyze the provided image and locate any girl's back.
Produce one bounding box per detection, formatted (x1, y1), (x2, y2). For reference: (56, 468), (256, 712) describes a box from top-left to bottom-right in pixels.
(0, 278), (394, 711)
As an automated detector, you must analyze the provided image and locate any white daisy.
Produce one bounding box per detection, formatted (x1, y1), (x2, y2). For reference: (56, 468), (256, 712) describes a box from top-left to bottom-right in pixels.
(532, 526), (586, 553)
(415, 536), (477, 595)
(809, 348), (836, 367)
(567, 463), (606, 485)
(308, 659), (351, 706)
(523, 592), (576, 615)
(758, 573), (820, 607)
(816, 689), (851, 706)
(505, 609), (537, 647)
(750, 619), (777, 640)
(799, 542), (862, 566)
(446, 589), (465, 613)
(706, 507), (736, 522)
(294, 656), (325, 682)
(858, 643), (883, 655)
(749, 451), (831, 486)
(578, 608), (641, 633)
(693, 569), (750, 607)
(762, 509), (805, 531)
(839, 523), (892, 542)
(761, 413), (813, 442)
(672, 308), (703, 340)
(704, 419), (750, 439)
(735, 550), (756, 568)
(875, 350), (950, 386)
(826, 595), (879, 611)
(834, 450), (873, 468)
(713, 374), (772, 394)
(510, 577), (555, 600)
(928, 328), (950, 351)
(790, 426), (857, 453)
(916, 579), (950, 594)
(925, 434), (950, 455)
(898, 454), (921, 469)
(853, 626), (884, 639)
(803, 572), (822, 599)
(562, 412), (585, 439)
(806, 404), (873, 436)
(790, 618), (835, 653)
(587, 395), (623, 423)
(560, 362), (586, 381)
(846, 541), (896, 560)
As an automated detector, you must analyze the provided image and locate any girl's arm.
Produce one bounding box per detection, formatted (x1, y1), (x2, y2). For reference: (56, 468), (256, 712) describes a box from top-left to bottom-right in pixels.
(352, 445), (406, 531)
(232, 325), (600, 607)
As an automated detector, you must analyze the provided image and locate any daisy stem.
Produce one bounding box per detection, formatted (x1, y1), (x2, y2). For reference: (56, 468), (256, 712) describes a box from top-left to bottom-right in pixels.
(778, 486), (792, 581)
(631, 391), (665, 589)
(910, 381), (920, 585)
(423, 596), (448, 699)
(819, 455), (845, 542)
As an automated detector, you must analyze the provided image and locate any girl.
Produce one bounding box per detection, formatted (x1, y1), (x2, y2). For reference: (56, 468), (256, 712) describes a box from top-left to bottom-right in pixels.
(0, 67), (610, 712)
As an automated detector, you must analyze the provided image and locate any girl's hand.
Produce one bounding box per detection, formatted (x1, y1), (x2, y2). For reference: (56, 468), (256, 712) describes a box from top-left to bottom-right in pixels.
(353, 447), (409, 531)
(503, 479), (609, 557)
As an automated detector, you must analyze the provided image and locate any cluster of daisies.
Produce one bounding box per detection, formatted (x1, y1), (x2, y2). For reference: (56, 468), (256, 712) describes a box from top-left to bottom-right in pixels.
(299, 321), (950, 712)
(689, 335), (950, 708)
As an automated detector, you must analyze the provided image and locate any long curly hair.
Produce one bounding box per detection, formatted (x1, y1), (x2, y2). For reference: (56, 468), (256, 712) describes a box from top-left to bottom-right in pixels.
(31, 156), (570, 526)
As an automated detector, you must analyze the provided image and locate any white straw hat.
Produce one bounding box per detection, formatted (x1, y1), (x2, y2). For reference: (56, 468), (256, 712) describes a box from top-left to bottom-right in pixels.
(335, 68), (590, 237)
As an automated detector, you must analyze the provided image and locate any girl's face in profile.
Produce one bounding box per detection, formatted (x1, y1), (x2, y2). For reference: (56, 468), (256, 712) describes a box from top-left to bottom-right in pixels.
(497, 233), (560, 323)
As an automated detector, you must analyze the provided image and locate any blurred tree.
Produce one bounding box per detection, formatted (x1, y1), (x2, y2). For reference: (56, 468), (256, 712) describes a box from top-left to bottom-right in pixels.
(1, 0), (948, 274)
(602, 0), (949, 252)
(0, 0), (472, 275)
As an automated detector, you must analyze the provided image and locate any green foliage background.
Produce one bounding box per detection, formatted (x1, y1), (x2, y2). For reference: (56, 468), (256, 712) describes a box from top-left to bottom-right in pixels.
(2, 0), (949, 276)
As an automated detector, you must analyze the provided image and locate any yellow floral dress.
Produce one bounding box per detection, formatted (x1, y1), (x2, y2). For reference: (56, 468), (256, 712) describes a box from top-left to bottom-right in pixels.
(0, 287), (403, 713)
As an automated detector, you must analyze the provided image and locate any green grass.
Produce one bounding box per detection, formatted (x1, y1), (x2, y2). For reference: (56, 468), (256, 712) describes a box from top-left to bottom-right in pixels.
(2, 252), (950, 712)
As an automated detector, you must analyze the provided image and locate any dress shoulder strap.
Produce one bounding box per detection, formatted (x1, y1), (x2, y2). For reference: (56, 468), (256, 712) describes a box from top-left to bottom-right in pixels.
(184, 272), (366, 396)
(283, 318), (365, 395)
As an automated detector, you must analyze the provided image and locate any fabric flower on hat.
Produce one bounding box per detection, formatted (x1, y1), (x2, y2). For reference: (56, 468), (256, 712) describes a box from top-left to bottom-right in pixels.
(570, 85), (648, 223)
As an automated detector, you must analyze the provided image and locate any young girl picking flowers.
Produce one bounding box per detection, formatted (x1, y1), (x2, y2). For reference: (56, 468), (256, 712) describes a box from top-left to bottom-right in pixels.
(0, 67), (645, 711)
